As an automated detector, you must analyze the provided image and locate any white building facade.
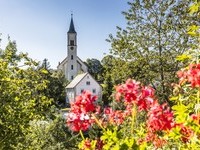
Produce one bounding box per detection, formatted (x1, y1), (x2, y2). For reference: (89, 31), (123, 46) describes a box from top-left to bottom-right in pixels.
(66, 73), (102, 103)
(57, 15), (102, 104)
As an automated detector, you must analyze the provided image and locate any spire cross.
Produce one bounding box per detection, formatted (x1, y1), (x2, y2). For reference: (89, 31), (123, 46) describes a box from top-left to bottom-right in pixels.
(71, 11), (73, 18)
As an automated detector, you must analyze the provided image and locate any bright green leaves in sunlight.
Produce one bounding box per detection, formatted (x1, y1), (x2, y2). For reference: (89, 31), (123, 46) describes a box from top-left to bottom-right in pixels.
(189, 1), (199, 15)
(0, 41), (52, 149)
(188, 25), (200, 36)
(106, 0), (199, 103)
(188, 1), (200, 36)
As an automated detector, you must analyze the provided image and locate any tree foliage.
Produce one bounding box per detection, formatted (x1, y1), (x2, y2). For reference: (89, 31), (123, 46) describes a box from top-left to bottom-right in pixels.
(106, 0), (199, 102)
(0, 41), (53, 149)
(86, 58), (103, 81)
(38, 59), (68, 108)
(17, 116), (82, 150)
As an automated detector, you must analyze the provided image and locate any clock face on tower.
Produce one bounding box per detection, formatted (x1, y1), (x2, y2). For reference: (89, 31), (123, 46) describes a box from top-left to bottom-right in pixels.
(70, 46), (74, 50)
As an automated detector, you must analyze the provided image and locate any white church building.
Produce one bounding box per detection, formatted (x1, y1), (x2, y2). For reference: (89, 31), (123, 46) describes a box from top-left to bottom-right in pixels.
(57, 15), (102, 104)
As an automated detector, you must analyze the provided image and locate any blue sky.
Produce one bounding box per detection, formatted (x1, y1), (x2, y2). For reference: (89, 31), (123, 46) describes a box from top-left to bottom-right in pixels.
(0, 0), (128, 68)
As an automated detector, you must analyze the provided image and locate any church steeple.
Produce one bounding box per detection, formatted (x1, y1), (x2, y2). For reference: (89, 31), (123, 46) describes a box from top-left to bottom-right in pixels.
(67, 14), (77, 81)
(68, 14), (76, 33)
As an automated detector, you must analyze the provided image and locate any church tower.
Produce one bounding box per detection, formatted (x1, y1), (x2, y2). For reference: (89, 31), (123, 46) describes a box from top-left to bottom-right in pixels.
(57, 14), (88, 82)
(67, 14), (77, 81)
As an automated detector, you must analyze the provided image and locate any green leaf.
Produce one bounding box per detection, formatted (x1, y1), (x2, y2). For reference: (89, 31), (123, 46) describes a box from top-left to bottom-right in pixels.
(189, 3), (199, 15)
(170, 96), (179, 101)
(176, 54), (191, 61)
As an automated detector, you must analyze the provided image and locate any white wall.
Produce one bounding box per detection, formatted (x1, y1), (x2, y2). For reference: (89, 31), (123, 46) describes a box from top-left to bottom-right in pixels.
(75, 74), (102, 99)
(66, 88), (75, 103)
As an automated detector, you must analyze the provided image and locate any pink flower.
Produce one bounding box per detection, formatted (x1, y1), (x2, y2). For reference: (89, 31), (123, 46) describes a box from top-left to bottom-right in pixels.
(177, 63), (200, 88)
(103, 107), (125, 125)
(147, 102), (174, 132)
(173, 123), (194, 143)
(67, 112), (92, 132)
(137, 86), (155, 111)
(180, 126), (194, 143)
(115, 79), (139, 103)
(115, 79), (155, 112)
(66, 91), (98, 132)
(145, 132), (167, 148)
(191, 114), (200, 124)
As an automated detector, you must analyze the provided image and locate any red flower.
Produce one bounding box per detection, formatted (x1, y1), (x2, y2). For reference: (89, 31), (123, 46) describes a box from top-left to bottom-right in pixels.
(137, 86), (155, 111)
(66, 91), (98, 132)
(67, 112), (92, 132)
(95, 139), (104, 150)
(80, 139), (92, 150)
(103, 107), (125, 125)
(191, 114), (200, 124)
(172, 123), (194, 143)
(115, 79), (139, 103)
(147, 102), (174, 132)
(115, 79), (155, 112)
(71, 91), (97, 114)
(180, 126), (194, 143)
(177, 63), (200, 88)
(145, 132), (167, 148)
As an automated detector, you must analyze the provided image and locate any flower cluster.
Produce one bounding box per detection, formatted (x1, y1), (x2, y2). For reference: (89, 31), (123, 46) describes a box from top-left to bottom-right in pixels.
(173, 123), (194, 143)
(99, 79), (156, 127)
(177, 63), (200, 88)
(191, 114), (200, 125)
(145, 132), (167, 148)
(67, 76), (199, 149)
(114, 79), (175, 147)
(115, 79), (155, 111)
(102, 107), (125, 125)
(147, 102), (174, 132)
(67, 91), (98, 131)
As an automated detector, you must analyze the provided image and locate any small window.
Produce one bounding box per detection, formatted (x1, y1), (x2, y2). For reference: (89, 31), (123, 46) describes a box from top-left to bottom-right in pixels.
(92, 89), (96, 94)
(70, 40), (74, 45)
(81, 89), (84, 93)
(71, 65), (73, 70)
(86, 81), (90, 85)
(71, 55), (73, 60)
(71, 76), (73, 80)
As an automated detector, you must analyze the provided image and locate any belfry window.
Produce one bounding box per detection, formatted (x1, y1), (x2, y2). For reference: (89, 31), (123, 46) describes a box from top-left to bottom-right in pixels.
(70, 40), (74, 45)
(71, 65), (73, 70)
(71, 55), (73, 60)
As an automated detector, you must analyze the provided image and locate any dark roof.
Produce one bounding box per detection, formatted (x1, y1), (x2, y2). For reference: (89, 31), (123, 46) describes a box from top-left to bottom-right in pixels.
(68, 14), (76, 33)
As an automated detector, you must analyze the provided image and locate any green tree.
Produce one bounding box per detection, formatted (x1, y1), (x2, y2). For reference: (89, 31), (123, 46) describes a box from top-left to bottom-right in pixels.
(0, 40), (53, 149)
(17, 116), (82, 150)
(107, 0), (198, 102)
(38, 59), (68, 108)
(101, 55), (143, 104)
(86, 58), (103, 81)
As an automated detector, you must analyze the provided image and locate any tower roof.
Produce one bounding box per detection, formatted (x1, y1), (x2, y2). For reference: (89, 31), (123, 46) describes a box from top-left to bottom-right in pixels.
(68, 14), (76, 33)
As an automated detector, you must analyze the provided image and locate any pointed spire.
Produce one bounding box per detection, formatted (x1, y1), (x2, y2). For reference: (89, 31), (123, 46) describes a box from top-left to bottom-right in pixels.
(68, 13), (76, 33)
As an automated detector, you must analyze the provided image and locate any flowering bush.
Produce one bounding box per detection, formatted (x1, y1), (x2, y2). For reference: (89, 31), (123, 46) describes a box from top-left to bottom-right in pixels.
(66, 54), (200, 149)
(66, 2), (200, 149)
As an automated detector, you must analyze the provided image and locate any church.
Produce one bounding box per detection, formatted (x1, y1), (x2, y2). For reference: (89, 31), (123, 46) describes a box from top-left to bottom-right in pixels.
(57, 15), (102, 104)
